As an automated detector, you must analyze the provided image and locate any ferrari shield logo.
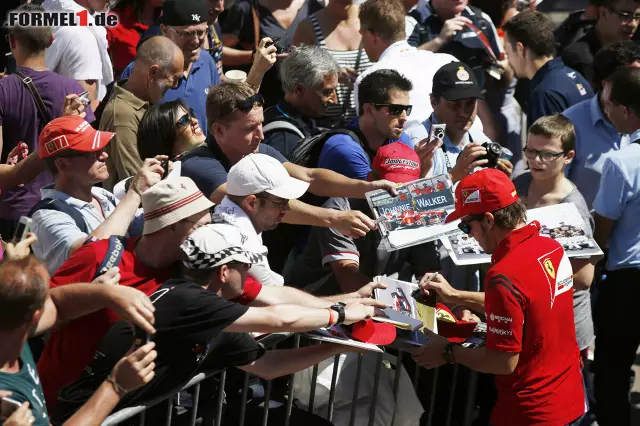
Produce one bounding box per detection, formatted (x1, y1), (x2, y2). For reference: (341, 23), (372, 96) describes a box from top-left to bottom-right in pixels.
(543, 258), (555, 279)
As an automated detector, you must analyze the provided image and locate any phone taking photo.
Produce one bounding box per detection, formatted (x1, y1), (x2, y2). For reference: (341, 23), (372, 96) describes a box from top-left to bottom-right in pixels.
(13, 216), (31, 243)
(77, 90), (90, 105)
(0, 396), (22, 421)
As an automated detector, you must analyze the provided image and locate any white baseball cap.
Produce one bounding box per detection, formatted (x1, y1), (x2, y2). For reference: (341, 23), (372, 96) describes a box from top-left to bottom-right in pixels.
(180, 223), (257, 270)
(226, 153), (310, 199)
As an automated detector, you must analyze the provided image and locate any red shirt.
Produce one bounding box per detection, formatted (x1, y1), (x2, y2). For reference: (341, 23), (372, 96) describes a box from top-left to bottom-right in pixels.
(106, 6), (148, 76)
(485, 222), (585, 426)
(38, 238), (176, 410)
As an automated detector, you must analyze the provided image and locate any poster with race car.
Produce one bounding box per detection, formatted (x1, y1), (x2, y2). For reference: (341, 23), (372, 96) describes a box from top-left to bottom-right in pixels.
(373, 276), (437, 334)
(441, 202), (604, 265)
(366, 175), (459, 251)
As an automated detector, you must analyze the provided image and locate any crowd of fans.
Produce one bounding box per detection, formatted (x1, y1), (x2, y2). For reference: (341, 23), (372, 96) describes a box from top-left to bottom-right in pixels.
(0, 0), (639, 425)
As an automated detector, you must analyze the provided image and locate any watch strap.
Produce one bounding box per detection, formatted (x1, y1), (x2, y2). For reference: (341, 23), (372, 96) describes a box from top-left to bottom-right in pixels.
(443, 341), (458, 364)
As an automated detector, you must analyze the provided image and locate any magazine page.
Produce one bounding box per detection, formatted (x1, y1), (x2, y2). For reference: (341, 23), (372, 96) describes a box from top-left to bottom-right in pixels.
(366, 175), (458, 251)
(306, 326), (383, 352)
(441, 203), (603, 266)
(373, 276), (437, 333)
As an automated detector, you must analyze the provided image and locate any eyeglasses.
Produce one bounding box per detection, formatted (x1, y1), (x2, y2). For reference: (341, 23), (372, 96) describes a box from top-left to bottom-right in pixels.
(522, 147), (565, 162)
(610, 8), (640, 22)
(176, 108), (197, 127)
(215, 93), (264, 122)
(256, 194), (289, 209)
(457, 214), (485, 235)
(373, 103), (413, 116)
(168, 27), (208, 39)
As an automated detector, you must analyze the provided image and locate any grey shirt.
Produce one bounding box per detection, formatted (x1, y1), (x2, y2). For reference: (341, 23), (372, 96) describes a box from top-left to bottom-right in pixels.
(513, 172), (595, 350)
(284, 197), (440, 296)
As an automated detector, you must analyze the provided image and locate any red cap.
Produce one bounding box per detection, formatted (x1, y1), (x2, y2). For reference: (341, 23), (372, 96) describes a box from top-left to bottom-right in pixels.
(435, 303), (476, 343)
(38, 116), (115, 159)
(445, 168), (518, 223)
(371, 142), (421, 184)
(351, 320), (397, 345)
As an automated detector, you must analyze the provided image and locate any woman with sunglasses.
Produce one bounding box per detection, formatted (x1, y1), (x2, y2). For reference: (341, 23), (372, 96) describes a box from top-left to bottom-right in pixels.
(137, 100), (207, 162)
(513, 114), (596, 373)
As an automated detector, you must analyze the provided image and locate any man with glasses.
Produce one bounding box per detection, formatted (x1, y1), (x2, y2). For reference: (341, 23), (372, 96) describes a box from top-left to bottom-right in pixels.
(503, 11), (594, 125)
(563, 0), (640, 86)
(99, 36), (184, 191)
(37, 176), (215, 409)
(30, 116), (163, 275)
(412, 168), (587, 426)
(407, 61), (512, 182)
(318, 69), (416, 181)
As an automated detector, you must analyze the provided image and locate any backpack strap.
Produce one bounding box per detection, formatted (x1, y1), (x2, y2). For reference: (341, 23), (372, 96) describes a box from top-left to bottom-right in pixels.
(14, 70), (53, 128)
(262, 120), (306, 139)
(29, 198), (89, 234)
(93, 236), (126, 280)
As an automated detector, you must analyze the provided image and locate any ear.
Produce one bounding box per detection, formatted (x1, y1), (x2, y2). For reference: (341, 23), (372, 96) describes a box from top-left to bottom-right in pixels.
(430, 94), (437, 110)
(484, 212), (494, 228)
(54, 157), (69, 173)
(8, 34), (17, 50)
(148, 64), (160, 79)
(218, 264), (230, 283)
(244, 195), (259, 213)
(564, 150), (575, 164)
(363, 103), (375, 116)
(160, 24), (169, 37)
(211, 121), (224, 139)
(516, 41), (525, 58)
(293, 83), (305, 96)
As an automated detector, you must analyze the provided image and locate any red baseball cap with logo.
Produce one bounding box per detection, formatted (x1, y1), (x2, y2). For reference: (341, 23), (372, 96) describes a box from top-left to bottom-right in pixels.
(371, 142), (421, 184)
(38, 116), (115, 160)
(445, 168), (518, 223)
(351, 319), (397, 345)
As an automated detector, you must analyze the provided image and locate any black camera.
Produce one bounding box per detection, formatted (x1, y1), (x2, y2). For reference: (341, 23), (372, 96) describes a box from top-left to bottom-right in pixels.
(480, 142), (503, 168)
(266, 36), (285, 55)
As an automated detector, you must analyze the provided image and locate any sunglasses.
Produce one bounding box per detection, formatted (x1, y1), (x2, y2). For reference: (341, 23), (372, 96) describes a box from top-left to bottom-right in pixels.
(176, 108), (197, 127)
(374, 103), (413, 116)
(216, 93), (265, 122)
(457, 214), (485, 235)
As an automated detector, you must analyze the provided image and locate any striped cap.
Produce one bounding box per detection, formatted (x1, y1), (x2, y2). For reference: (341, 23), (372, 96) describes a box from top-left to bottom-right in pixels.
(142, 177), (214, 235)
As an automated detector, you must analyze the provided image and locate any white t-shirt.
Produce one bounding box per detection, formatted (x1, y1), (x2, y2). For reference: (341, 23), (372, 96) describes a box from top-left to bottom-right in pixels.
(354, 40), (458, 131)
(43, 0), (114, 100)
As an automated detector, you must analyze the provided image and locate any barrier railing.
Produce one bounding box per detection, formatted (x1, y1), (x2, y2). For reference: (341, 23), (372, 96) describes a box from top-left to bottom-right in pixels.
(100, 334), (481, 426)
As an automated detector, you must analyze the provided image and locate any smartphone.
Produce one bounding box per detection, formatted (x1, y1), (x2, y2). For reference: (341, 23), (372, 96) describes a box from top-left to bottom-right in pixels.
(77, 90), (90, 105)
(0, 396), (22, 420)
(13, 216), (31, 243)
(134, 325), (151, 348)
(160, 159), (169, 179)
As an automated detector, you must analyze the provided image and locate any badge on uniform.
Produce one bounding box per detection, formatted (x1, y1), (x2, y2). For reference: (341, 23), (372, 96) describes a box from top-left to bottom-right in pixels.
(576, 83), (587, 96)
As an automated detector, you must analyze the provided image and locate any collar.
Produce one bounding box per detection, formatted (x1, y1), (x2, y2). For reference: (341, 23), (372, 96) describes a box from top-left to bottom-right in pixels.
(212, 197), (267, 252)
(589, 93), (608, 127)
(184, 54), (205, 79)
(40, 184), (115, 210)
(276, 99), (316, 129)
(116, 79), (149, 111)
(530, 57), (563, 87)
(629, 128), (640, 143)
(379, 40), (415, 62)
(205, 136), (232, 170)
(491, 221), (540, 264)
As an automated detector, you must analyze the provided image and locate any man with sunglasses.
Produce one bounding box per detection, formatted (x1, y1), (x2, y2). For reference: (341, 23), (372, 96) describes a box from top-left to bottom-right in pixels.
(562, 0), (640, 86)
(412, 168), (586, 426)
(182, 81), (396, 240)
(30, 116), (164, 275)
(317, 69), (416, 181)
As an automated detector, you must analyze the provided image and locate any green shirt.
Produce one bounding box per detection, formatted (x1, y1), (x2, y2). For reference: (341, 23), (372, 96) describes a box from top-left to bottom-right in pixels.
(0, 345), (49, 426)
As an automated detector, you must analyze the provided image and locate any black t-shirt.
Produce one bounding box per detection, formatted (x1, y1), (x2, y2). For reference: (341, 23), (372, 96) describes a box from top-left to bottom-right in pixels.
(263, 100), (317, 159)
(181, 136), (287, 197)
(561, 28), (601, 87)
(52, 279), (262, 424)
(553, 10), (595, 56)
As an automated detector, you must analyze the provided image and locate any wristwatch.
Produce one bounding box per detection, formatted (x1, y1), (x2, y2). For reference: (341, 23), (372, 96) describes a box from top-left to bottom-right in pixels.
(329, 302), (346, 325)
(442, 342), (459, 365)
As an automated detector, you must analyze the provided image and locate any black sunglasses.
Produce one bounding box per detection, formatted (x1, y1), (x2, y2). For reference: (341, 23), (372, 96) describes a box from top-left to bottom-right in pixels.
(176, 107), (197, 127)
(457, 214), (485, 235)
(374, 103), (413, 116)
(216, 93), (265, 122)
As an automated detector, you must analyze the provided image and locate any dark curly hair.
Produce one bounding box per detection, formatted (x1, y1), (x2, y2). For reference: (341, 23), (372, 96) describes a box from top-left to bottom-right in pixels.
(592, 40), (640, 92)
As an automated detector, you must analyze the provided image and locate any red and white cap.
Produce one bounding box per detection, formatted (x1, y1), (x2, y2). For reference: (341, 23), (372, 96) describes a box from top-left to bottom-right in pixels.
(371, 142), (421, 184)
(445, 169), (518, 223)
(38, 116), (115, 159)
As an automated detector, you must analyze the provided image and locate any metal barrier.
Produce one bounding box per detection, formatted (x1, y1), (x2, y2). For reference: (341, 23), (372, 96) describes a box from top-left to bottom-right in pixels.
(101, 334), (481, 426)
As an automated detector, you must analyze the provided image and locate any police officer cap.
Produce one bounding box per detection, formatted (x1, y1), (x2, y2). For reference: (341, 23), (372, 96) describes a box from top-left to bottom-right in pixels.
(161, 0), (209, 26)
(432, 62), (484, 101)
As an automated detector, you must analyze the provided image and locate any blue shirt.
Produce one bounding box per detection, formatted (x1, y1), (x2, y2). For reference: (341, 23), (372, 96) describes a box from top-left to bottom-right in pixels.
(528, 57), (594, 125)
(119, 51), (220, 135)
(317, 118), (412, 180)
(562, 94), (627, 209)
(593, 133), (640, 270)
